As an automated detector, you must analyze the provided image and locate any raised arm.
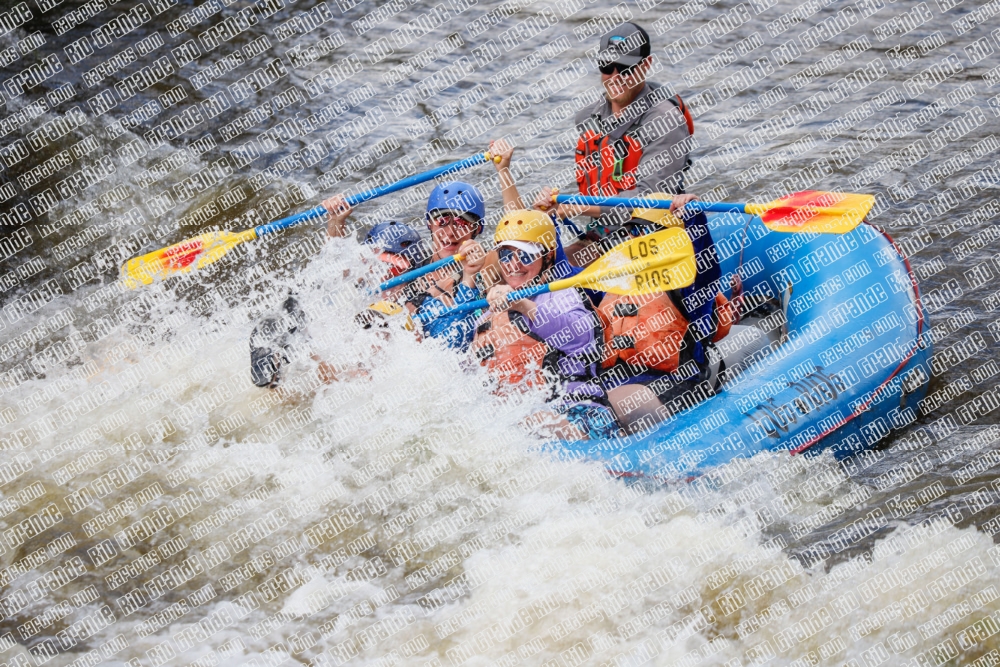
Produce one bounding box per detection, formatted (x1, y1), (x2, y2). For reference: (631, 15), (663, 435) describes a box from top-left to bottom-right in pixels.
(322, 195), (352, 238)
(488, 139), (524, 212)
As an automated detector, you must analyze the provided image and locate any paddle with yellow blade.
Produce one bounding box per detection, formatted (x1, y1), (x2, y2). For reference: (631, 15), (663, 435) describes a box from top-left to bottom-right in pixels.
(120, 151), (502, 289)
(416, 226), (696, 322)
(556, 190), (876, 234)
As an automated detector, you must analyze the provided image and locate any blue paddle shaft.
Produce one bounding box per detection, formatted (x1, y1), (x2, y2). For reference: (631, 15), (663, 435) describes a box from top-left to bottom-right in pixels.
(379, 255), (457, 291)
(414, 283), (551, 322)
(555, 195), (748, 215)
(253, 152), (489, 238)
(414, 300), (485, 322)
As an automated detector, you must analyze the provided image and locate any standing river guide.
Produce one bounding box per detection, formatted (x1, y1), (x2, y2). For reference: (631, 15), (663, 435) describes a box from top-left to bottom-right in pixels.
(1, 4), (998, 667)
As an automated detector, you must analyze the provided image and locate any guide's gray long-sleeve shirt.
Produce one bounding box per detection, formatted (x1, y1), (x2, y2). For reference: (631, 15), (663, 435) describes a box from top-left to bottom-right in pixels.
(573, 82), (692, 230)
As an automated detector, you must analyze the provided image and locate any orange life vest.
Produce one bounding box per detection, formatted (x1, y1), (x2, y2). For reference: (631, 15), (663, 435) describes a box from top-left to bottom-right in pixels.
(597, 292), (688, 373)
(674, 95), (695, 137)
(575, 94), (694, 197)
(712, 292), (734, 343)
(576, 130), (644, 197)
(598, 290), (734, 374)
(471, 310), (552, 388)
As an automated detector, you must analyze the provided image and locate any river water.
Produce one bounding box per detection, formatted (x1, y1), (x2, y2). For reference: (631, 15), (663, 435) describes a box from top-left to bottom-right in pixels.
(1, 0), (1000, 664)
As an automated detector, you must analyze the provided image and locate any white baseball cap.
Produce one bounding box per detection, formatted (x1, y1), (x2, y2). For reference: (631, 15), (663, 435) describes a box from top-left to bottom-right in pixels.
(497, 240), (545, 255)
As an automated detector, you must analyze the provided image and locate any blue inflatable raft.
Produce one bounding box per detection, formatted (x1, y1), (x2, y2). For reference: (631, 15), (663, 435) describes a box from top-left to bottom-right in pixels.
(560, 212), (932, 477)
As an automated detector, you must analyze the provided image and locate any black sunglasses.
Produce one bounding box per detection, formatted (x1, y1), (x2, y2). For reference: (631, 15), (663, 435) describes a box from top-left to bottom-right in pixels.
(599, 61), (637, 76)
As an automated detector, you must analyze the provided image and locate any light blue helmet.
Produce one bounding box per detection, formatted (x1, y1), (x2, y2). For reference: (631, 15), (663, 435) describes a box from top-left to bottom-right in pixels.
(364, 220), (429, 268)
(426, 181), (485, 235)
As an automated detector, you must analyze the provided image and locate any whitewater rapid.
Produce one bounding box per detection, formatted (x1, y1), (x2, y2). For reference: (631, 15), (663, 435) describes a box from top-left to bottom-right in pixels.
(3, 0), (1000, 661)
(2, 237), (1000, 667)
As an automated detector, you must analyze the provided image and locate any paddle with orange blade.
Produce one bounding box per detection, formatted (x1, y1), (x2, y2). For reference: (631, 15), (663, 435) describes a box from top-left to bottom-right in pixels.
(556, 190), (876, 234)
(120, 229), (260, 288)
(121, 151), (501, 289)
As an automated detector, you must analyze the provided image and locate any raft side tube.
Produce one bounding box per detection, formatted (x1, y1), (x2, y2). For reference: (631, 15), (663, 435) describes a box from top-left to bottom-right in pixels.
(560, 212), (932, 477)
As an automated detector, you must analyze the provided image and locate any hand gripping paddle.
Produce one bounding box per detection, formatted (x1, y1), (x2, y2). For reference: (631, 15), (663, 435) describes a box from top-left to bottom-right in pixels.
(417, 226), (697, 321)
(121, 151), (501, 289)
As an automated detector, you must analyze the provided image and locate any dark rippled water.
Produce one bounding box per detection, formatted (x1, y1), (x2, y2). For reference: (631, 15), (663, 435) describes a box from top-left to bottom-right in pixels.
(2, 0), (1000, 664)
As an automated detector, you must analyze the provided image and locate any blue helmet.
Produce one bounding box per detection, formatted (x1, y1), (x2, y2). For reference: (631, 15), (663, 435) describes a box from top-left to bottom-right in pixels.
(426, 181), (485, 234)
(365, 221), (429, 268)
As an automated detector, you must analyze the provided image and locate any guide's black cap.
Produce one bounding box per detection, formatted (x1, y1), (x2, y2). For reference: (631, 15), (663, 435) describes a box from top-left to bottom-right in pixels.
(597, 22), (652, 68)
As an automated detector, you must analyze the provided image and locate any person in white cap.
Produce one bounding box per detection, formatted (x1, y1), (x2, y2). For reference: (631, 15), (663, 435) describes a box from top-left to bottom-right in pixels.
(470, 209), (619, 440)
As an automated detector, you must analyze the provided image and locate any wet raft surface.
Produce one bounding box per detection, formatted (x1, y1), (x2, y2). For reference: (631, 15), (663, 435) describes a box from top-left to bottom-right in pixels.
(570, 212), (931, 476)
(0, 0), (1000, 665)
